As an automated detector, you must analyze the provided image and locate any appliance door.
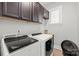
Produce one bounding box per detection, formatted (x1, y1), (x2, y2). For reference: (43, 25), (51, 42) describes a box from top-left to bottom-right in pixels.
(46, 39), (52, 51)
(45, 37), (54, 56)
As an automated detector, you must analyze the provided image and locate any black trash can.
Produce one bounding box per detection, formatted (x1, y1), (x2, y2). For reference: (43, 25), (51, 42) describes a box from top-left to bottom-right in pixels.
(61, 40), (79, 56)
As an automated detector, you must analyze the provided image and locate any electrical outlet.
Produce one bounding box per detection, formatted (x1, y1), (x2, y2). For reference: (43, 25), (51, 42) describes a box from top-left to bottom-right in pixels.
(17, 30), (20, 35)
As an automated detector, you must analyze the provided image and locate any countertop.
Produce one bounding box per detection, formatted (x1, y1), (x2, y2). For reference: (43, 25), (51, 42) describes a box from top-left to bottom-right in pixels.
(29, 34), (53, 41)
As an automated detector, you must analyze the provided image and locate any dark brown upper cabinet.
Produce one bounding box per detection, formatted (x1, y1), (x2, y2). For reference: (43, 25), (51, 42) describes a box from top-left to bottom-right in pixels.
(2, 2), (49, 23)
(20, 2), (32, 21)
(3, 2), (20, 18)
(0, 2), (2, 16)
(43, 8), (49, 20)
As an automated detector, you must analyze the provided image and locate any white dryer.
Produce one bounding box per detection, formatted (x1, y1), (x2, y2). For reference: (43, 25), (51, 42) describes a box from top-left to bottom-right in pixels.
(30, 34), (54, 56)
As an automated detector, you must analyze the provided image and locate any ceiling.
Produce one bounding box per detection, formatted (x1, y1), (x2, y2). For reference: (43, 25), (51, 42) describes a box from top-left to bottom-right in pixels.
(40, 2), (56, 11)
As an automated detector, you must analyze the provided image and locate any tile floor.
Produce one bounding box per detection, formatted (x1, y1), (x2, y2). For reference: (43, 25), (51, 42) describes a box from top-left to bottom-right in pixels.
(51, 48), (63, 56)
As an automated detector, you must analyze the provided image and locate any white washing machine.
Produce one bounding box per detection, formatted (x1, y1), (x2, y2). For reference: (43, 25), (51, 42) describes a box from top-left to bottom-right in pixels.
(1, 34), (41, 56)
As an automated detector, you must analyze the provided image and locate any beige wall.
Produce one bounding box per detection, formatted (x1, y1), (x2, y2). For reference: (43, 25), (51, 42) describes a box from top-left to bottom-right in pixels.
(0, 17), (41, 37)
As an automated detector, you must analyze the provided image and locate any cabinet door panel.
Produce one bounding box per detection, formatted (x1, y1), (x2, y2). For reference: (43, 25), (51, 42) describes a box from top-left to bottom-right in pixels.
(0, 2), (2, 16)
(33, 2), (39, 22)
(3, 2), (19, 18)
(38, 3), (44, 23)
(21, 2), (31, 21)
(43, 8), (49, 19)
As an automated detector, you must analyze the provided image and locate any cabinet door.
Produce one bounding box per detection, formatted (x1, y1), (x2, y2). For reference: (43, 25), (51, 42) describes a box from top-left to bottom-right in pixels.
(32, 2), (39, 22)
(3, 2), (19, 18)
(21, 2), (31, 21)
(43, 8), (49, 19)
(0, 2), (2, 16)
(38, 3), (44, 23)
